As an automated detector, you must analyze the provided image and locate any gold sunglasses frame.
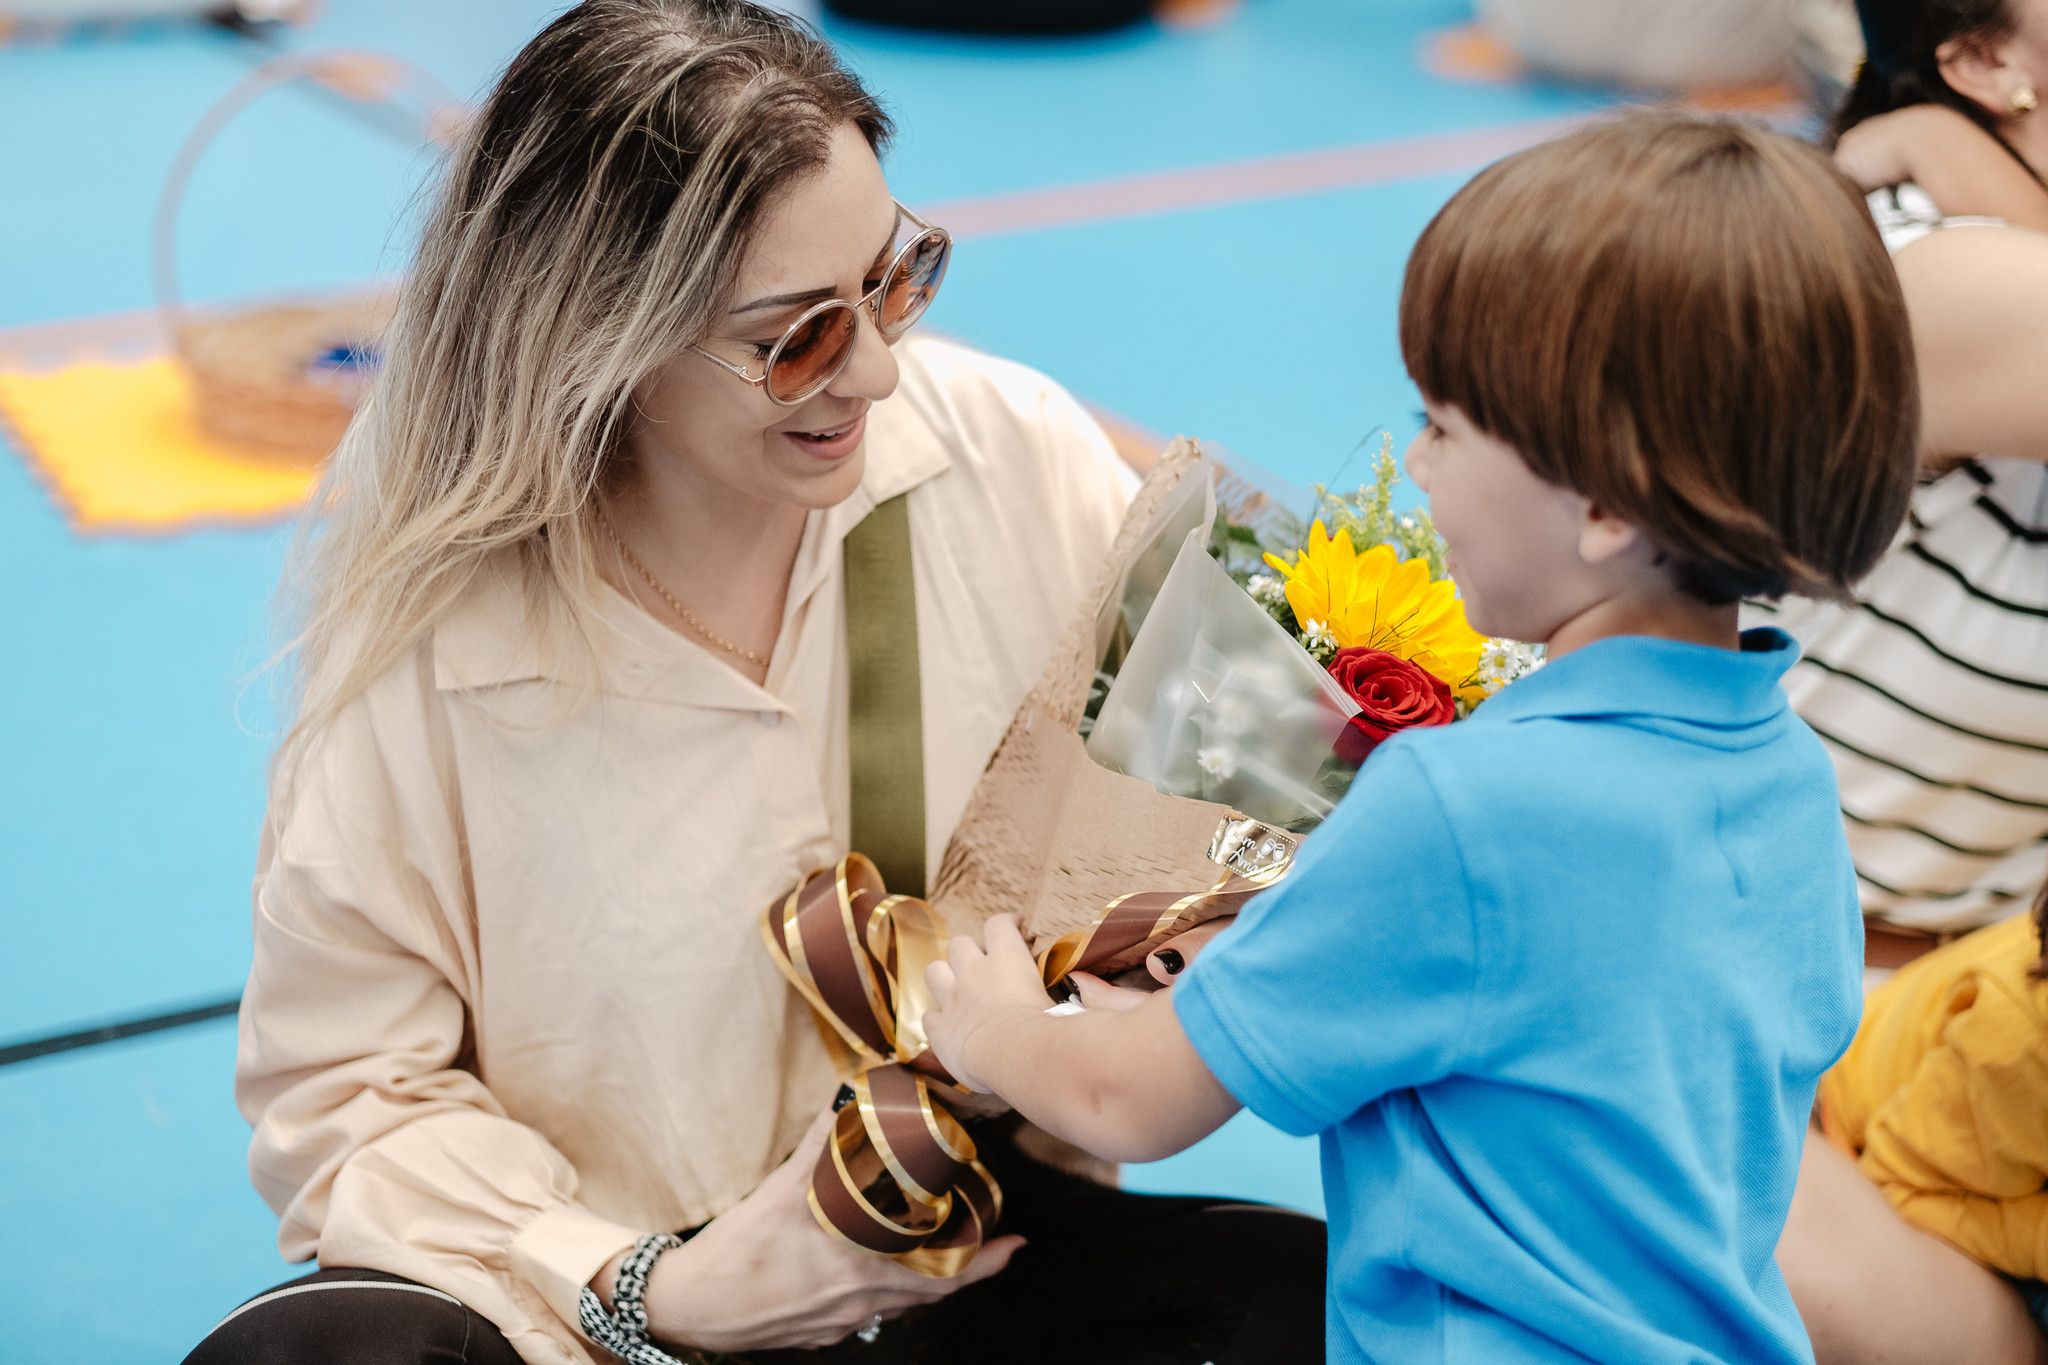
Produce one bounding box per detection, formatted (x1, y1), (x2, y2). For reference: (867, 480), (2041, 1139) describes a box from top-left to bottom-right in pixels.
(692, 200), (951, 407)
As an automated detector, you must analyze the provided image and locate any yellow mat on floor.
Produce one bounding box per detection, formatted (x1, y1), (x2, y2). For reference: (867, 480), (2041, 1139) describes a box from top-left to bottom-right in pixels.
(0, 356), (319, 534)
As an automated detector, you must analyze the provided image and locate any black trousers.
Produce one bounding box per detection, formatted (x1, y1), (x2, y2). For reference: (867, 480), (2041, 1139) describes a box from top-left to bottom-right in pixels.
(184, 1119), (1326, 1365)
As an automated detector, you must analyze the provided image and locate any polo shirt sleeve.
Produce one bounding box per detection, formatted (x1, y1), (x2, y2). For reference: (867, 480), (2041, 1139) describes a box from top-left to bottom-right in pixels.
(1173, 742), (1480, 1136)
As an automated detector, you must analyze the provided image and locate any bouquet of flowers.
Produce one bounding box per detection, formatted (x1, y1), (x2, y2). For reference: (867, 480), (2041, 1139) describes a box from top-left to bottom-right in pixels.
(931, 437), (1541, 964)
(1086, 434), (1541, 834)
(1234, 436), (1542, 715)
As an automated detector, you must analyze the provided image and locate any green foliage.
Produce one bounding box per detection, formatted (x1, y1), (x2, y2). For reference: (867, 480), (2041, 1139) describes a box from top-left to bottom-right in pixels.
(1201, 434), (1543, 730)
(1306, 433), (1448, 581)
(1209, 431), (1449, 599)
(1205, 516), (1268, 578)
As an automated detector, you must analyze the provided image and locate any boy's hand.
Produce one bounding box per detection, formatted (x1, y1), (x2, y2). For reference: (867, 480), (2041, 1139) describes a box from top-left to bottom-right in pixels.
(927, 915), (1243, 1163)
(924, 914), (1055, 1093)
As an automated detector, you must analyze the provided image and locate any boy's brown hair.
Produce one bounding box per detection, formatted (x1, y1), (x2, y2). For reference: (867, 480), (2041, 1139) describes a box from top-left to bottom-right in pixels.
(1400, 112), (1919, 604)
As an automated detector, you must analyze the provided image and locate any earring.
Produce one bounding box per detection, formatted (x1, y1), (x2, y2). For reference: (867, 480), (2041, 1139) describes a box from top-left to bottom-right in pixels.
(2012, 85), (2039, 115)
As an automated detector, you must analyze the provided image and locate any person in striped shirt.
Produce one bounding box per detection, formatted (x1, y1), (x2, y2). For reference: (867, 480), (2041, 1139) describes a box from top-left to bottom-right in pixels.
(1772, 0), (2048, 953)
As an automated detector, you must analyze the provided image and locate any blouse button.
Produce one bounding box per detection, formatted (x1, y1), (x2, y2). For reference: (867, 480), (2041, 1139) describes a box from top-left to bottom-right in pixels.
(759, 711), (781, 727)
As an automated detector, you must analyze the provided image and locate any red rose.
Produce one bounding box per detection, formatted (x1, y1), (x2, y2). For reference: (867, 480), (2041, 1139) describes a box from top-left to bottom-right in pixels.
(1327, 647), (1455, 764)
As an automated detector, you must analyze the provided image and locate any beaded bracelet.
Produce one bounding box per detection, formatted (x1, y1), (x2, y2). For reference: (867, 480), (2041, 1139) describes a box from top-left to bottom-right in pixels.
(577, 1232), (689, 1365)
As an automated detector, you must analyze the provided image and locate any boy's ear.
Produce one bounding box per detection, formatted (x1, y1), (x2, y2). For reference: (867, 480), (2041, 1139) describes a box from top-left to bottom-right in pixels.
(1575, 500), (1641, 567)
(1936, 34), (2032, 120)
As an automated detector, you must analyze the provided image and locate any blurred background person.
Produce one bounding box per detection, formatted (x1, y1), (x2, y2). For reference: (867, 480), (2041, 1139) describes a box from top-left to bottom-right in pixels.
(1472, 0), (1797, 89)
(1831, 0), (2048, 229)
(1792, 881), (2048, 1365)
(1763, 6), (2048, 1361)
(822, 0), (1153, 34)
(1773, 212), (2048, 1365)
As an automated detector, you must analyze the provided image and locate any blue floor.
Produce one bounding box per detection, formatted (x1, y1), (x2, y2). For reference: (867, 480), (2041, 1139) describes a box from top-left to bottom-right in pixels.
(0, 3), (1618, 1358)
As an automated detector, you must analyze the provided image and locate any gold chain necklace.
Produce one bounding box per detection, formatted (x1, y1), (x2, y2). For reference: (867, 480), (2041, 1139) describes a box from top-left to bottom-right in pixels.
(593, 502), (771, 668)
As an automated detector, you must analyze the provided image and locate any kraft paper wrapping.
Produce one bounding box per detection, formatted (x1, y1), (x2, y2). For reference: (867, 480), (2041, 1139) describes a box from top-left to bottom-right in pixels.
(929, 437), (1246, 947)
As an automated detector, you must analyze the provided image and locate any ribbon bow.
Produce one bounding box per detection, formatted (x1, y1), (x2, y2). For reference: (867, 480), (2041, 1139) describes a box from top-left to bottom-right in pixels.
(761, 855), (1000, 1278)
(762, 819), (1297, 1276)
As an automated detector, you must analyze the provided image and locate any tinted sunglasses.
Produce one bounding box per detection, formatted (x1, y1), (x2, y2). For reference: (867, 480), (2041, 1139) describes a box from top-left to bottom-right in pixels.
(693, 200), (951, 406)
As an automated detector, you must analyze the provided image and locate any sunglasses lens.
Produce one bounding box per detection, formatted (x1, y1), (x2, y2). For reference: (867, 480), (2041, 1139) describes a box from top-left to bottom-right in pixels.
(766, 304), (857, 404)
(879, 231), (949, 335)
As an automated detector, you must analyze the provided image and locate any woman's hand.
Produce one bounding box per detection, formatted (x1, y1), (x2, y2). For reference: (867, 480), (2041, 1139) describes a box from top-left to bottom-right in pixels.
(594, 1105), (1024, 1352)
(1833, 108), (1919, 192)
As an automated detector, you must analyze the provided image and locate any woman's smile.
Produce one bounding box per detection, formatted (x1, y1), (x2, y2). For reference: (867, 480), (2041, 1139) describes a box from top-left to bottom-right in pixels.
(780, 409), (866, 461)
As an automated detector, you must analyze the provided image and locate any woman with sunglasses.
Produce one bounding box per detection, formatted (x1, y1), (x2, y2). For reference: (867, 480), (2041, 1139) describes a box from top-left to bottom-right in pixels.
(181, 3), (1324, 1364)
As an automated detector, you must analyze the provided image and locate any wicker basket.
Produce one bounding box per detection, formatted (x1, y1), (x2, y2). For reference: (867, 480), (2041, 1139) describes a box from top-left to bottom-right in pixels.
(152, 50), (455, 467)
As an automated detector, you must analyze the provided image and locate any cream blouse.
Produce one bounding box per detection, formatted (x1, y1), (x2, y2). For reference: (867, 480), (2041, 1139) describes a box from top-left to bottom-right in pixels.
(236, 336), (1136, 1364)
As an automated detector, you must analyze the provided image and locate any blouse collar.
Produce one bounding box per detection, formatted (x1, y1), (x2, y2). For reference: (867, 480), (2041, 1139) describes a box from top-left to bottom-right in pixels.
(432, 376), (953, 705)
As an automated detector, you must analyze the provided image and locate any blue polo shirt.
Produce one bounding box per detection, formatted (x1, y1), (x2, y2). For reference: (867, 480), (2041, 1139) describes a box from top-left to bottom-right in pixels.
(1175, 629), (1861, 1365)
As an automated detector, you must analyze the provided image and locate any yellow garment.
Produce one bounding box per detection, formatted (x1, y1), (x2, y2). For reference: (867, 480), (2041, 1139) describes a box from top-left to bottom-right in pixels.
(0, 356), (316, 532)
(1819, 912), (2048, 1278)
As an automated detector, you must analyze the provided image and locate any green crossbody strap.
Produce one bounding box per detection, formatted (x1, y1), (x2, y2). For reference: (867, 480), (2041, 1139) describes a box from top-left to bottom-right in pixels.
(843, 492), (926, 898)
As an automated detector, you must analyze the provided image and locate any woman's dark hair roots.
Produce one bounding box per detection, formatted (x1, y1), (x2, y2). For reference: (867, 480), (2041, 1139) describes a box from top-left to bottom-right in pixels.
(459, 0), (893, 343)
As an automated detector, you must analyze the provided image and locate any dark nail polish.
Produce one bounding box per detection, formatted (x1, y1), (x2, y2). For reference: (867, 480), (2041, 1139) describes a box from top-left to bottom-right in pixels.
(1156, 948), (1186, 976)
(833, 1083), (856, 1112)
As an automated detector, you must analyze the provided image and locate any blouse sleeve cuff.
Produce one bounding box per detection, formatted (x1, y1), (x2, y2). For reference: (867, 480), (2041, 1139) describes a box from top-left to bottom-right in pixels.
(510, 1203), (643, 1332)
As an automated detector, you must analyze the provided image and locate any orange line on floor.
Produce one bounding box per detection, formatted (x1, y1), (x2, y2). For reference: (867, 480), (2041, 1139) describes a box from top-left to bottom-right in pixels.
(0, 117), (1598, 366)
(924, 115), (1593, 239)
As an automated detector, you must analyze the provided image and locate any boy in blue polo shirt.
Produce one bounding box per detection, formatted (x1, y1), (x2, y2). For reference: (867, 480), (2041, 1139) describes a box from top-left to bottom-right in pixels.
(922, 113), (1921, 1364)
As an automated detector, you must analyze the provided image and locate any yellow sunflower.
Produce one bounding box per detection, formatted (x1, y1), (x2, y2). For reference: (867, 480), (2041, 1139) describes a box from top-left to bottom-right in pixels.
(1264, 520), (1486, 698)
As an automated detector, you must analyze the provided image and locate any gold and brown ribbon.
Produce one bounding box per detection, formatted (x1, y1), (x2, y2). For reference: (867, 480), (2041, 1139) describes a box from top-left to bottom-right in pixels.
(761, 854), (999, 1278)
(1035, 817), (1301, 989)
(762, 819), (1297, 1275)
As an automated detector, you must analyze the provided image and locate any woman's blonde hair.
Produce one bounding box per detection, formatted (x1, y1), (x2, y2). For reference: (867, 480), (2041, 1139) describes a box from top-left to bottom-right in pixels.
(274, 0), (889, 788)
